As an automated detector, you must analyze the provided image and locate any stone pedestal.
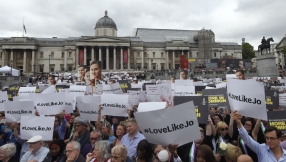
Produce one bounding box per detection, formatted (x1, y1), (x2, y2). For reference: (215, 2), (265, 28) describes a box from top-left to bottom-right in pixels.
(256, 54), (279, 77)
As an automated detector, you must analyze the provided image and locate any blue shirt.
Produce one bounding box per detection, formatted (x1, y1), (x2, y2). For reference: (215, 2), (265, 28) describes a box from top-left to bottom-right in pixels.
(20, 146), (49, 162)
(121, 132), (145, 159)
(56, 118), (67, 140)
(239, 126), (286, 162)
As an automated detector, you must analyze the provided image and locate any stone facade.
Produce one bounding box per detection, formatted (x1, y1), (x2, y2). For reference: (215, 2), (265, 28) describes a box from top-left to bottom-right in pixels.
(0, 11), (242, 74)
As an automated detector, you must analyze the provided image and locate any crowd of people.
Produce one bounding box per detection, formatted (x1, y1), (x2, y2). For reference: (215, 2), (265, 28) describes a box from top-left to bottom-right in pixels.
(0, 68), (285, 162)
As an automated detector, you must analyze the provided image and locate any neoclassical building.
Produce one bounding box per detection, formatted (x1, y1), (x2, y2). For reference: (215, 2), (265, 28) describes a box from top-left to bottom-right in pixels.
(0, 11), (242, 74)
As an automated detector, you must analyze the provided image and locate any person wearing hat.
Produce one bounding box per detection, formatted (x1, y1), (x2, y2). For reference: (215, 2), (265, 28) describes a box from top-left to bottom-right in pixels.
(70, 117), (90, 152)
(20, 135), (49, 162)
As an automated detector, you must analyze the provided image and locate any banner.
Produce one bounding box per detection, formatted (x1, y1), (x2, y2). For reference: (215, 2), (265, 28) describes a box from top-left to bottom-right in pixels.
(4, 101), (35, 122)
(20, 116), (54, 141)
(180, 55), (189, 69)
(227, 79), (267, 120)
(78, 103), (101, 121)
(174, 96), (208, 124)
(195, 86), (206, 95)
(34, 93), (65, 115)
(79, 49), (84, 65)
(18, 87), (36, 97)
(101, 94), (129, 116)
(267, 111), (286, 133)
(210, 59), (252, 69)
(123, 49), (128, 64)
(265, 90), (279, 109)
(134, 101), (200, 146)
(0, 91), (8, 111)
(202, 89), (229, 107)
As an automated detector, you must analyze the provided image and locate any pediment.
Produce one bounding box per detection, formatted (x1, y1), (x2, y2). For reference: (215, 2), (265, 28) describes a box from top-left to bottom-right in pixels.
(276, 37), (286, 49)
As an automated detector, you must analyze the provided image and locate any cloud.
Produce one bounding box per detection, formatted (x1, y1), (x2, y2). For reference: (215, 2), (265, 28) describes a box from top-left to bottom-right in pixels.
(0, 0), (285, 49)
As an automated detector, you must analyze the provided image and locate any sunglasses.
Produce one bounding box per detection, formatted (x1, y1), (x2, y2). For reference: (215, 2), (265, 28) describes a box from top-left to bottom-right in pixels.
(220, 128), (228, 131)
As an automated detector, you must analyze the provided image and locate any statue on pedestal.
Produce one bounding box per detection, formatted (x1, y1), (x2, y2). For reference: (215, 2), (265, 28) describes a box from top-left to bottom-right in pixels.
(258, 37), (274, 55)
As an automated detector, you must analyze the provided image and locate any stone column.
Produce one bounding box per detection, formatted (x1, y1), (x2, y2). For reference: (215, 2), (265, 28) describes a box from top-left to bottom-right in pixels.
(113, 46), (116, 70)
(10, 49), (13, 62)
(84, 46), (87, 65)
(120, 47), (123, 70)
(64, 50), (67, 71)
(99, 47), (102, 61)
(1, 50), (5, 66)
(23, 50), (26, 72)
(187, 51), (190, 59)
(75, 46), (79, 66)
(166, 51), (169, 70)
(106, 46), (109, 70)
(32, 50), (35, 71)
(172, 50), (175, 69)
(134, 51), (136, 70)
(182, 50), (184, 55)
(91, 47), (95, 61)
(141, 50), (144, 70)
(127, 47), (130, 69)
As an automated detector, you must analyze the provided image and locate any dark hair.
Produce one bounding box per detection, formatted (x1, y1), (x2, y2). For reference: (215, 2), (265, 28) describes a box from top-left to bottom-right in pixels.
(171, 76), (176, 79)
(236, 69), (244, 75)
(195, 145), (216, 162)
(90, 61), (102, 69)
(55, 115), (61, 125)
(78, 65), (85, 68)
(265, 126), (282, 138)
(0, 112), (5, 117)
(213, 114), (223, 121)
(242, 118), (255, 130)
(180, 70), (188, 75)
(136, 139), (153, 161)
(48, 75), (55, 79)
(53, 130), (60, 140)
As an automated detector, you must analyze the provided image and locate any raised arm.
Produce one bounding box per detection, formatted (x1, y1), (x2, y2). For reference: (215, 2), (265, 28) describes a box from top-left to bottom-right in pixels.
(228, 111), (234, 138)
(251, 119), (261, 141)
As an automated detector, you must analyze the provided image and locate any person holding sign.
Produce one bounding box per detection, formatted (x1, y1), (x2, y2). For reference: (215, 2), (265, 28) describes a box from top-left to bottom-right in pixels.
(233, 110), (286, 162)
(70, 118), (90, 151)
(78, 65), (86, 83)
(20, 135), (49, 162)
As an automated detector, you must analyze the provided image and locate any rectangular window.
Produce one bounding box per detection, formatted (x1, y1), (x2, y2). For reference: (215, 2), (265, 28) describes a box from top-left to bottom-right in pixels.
(62, 52), (64, 58)
(190, 52), (192, 57)
(68, 66), (72, 71)
(69, 52), (72, 57)
(40, 52), (43, 58)
(137, 52), (140, 57)
(196, 52), (199, 57)
(161, 52), (164, 57)
(51, 52), (54, 58)
(0, 52), (2, 58)
(153, 52), (155, 58)
(144, 52), (147, 58)
(60, 64), (64, 71)
(214, 52), (217, 57)
(50, 65), (55, 72)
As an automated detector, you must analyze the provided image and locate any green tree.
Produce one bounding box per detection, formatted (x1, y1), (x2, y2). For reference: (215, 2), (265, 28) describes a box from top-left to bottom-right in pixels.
(242, 42), (256, 59)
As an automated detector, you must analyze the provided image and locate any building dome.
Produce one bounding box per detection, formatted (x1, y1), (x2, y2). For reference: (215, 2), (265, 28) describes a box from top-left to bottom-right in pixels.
(95, 10), (117, 30)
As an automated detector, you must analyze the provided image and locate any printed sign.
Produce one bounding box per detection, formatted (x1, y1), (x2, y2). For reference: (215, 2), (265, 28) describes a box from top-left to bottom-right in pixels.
(267, 111), (286, 133)
(34, 93), (65, 115)
(20, 116), (55, 141)
(134, 101), (200, 146)
(202, 89), (229, 107)
(174, 96), (208, 124)
(4, 101), (35, 122)
(78, 103), (101, 121)
(265, 90), (279, 109)
(0, 91), (8, 111)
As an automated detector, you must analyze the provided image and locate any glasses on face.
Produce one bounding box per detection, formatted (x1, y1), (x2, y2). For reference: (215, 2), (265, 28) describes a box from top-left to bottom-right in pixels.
(220, 128), (228, 131)
(110, 155), (122, 160)
(265, 137), (278, 142)
(244, 123), (252, 127)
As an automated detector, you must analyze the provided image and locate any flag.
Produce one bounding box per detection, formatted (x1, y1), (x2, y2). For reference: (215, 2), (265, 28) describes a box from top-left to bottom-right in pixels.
(23, 24), (27, 34)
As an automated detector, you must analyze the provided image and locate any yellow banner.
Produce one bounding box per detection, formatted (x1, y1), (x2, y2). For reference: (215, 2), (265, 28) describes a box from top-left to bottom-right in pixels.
(188, 58), (196, 63)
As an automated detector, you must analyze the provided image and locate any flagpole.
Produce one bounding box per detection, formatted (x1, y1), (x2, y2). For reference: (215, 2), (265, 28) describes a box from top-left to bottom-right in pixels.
(23, 17), (24, 37)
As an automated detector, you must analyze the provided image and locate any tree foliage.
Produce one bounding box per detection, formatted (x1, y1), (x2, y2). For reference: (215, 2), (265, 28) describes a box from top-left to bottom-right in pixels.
(281, 46), (286, 57)
(242, 42), (256, 59)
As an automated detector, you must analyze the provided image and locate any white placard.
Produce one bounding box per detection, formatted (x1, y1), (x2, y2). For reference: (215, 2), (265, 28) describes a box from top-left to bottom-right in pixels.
(138, 102), (166, 112)
(20, 116), (54, 141)
(18, 87), (36, 97)
(101, 94), (129, 117)
(227, 79), (267, 120)
(134, 101), (200, 146)
(128, 91), (140, 106)
(0, 91), (8, 111)
(41, 85), (57, 94)
(69, 85), (92, 95)
(4, 101), (35, 122)
(78, 103), (101, 121)
(34, 93), (65, 115)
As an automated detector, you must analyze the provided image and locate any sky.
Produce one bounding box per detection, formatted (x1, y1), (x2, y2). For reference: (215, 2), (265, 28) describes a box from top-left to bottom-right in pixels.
(0, 0), (285, 50)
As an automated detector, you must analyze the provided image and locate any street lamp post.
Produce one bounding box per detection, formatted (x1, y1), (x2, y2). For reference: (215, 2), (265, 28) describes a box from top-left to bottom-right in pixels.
(151, 59), (153, 70)
(49, 54), (51, 74)
(10, 60), (13, 76)
(33, 64), (35, 76)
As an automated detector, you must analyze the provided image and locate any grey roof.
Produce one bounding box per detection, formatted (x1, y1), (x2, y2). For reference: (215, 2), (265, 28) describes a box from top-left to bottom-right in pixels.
(135, 28), (199, 43)
(35, 37), (79, 42)
(217, 42), (238, 45)
(95, 11), (117, 30)
(130, 37), (143, 42)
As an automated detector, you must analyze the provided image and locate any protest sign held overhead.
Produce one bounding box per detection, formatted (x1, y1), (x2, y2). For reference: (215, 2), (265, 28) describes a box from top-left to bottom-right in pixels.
(34, 93), (65, 115)
(101, 94), (129, 117)
(202, 88), (229, 107)
(20, 116), (54, 141)
(4, 101), (35, 122)
(265, 90), (279, 109)
(174, 96), (208, 124)
(78, 103), (101, 121)
(227, 79), (267, 120)
(267, 111), (286, 133)
(0, 91), (8, 111)
(134, 101), (200, 146)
